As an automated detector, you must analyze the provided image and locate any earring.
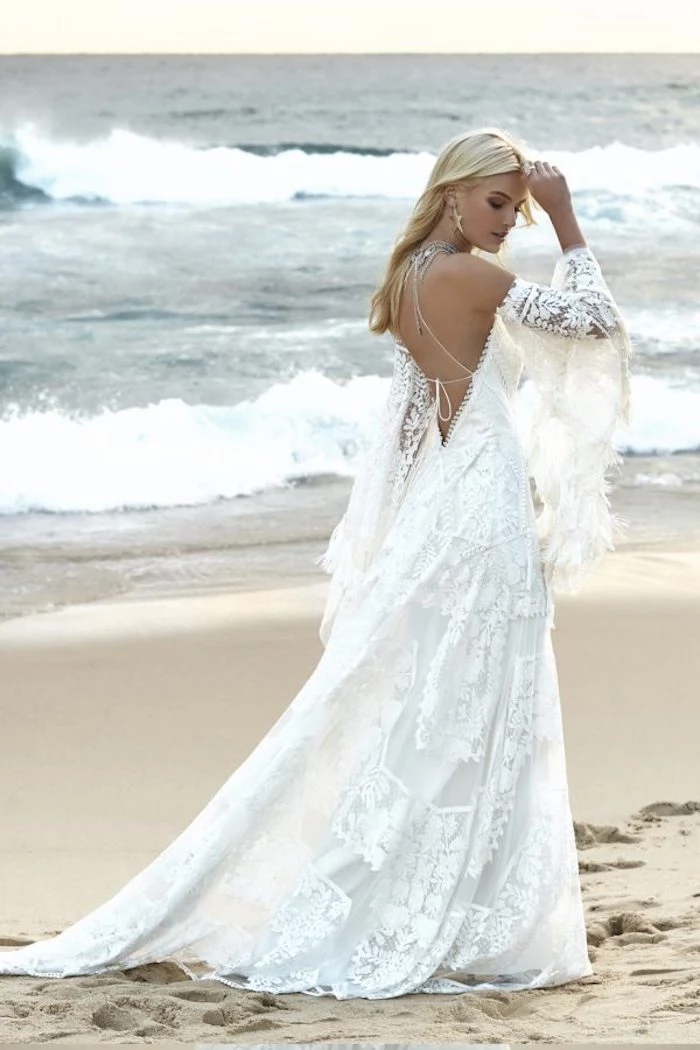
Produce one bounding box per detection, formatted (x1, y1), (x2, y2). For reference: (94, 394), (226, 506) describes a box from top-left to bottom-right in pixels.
(450, 200), (464, 236)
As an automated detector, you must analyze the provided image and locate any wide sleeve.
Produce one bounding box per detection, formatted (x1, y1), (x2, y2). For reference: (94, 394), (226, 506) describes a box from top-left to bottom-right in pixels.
(499, 246), (621, 339)
(497, 245), (633, 594)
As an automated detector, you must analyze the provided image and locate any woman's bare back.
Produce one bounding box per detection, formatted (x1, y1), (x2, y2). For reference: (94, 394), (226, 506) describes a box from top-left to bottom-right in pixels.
(396, 248), (499, 443)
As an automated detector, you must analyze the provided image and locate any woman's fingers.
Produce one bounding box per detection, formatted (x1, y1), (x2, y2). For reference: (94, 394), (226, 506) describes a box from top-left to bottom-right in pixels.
(528, 160), (562, 177)
(524, 159), (571, 215)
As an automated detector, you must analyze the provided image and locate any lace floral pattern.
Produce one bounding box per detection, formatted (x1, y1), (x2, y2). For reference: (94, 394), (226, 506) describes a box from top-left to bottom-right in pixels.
(497, 245), (632, 591)
(389, 347), (432, 492)
(0, 243), (631, 998)
(499, 245), (622, 339)
(499, 264), (620, 338)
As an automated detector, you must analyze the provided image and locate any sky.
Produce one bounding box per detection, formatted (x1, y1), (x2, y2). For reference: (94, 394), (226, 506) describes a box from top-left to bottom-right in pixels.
(2, 0), (699, 54)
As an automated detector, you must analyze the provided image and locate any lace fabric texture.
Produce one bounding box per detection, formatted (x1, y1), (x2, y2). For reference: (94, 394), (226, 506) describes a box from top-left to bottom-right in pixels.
(0, 245), (631, 998)
(498, 246), (632, 591)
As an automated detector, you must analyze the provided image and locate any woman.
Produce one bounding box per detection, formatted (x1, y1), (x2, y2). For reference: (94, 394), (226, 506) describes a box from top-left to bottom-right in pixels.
(0, 128), (631, 997)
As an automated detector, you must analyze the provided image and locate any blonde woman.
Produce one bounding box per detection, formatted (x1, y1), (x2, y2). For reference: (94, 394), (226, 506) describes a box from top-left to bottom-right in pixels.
(0, 128), (631, 997)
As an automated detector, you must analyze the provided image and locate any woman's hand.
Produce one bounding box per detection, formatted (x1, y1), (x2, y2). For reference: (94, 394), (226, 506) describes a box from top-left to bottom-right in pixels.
(525, 160), (586, 252)
(525, 160), (573, 216)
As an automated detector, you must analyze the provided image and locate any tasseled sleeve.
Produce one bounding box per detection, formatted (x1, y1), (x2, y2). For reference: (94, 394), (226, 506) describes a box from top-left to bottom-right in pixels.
(497, 245), (633, 593)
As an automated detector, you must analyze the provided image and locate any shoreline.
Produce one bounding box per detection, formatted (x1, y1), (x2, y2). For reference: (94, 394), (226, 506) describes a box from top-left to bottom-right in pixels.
(2, 455), (700, 624)
(1, 529), (699, 642)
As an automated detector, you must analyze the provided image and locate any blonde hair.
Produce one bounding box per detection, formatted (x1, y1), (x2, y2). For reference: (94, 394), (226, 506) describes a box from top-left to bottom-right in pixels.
(369, 127), (537, 337)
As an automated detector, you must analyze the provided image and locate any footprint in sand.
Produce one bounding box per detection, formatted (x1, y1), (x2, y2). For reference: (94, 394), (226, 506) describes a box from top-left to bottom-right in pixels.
(92, 991), (194, 1033)
(586, 911), (668, 947)
(134, 1022), (173, 1036)
(169, 984), (229, 1004)
(579, 859), (646, 873)
(630, 967), (688, 976)
(653, 916), (686, 931)
(448, 990), (534, 1021)
(94, 1004), (159, 1037)
(574, 822), (641, 849)
(637, 801), (700, 818)
(201, 1007), (282, 1032)
(92, 1002), (142, 1032)
(39, 1001), (73, 1018)
(121, 961), (186, 985)
(654, 985), (700, 1014)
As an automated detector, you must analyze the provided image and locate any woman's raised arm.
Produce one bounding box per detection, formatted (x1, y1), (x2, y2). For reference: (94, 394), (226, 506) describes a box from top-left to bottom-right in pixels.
(448, 246), (622, 341)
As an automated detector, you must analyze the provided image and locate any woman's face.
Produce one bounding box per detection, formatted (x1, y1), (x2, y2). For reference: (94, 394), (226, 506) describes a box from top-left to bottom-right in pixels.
(449, 171), (529, 253)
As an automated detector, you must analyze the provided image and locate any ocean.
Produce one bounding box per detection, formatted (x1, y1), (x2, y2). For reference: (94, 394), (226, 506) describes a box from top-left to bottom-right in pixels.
(1, 53), (699, 618)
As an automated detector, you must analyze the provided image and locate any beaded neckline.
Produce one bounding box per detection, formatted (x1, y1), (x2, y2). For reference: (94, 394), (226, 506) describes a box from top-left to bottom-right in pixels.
(411, 241), (460, 264)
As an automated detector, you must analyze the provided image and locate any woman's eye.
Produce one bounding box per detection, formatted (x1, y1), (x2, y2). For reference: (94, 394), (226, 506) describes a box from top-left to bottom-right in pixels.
(489, 201), (502, 209)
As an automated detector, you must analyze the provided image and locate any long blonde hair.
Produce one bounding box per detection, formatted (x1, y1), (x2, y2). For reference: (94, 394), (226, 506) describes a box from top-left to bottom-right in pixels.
(369, 127), (537, 337)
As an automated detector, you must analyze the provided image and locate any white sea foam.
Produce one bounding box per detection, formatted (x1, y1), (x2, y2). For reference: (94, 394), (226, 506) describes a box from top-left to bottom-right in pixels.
(4, 126), (699, 229)
(614, 374), (700, 455)
(1, 371), (699, 515)
(0, 373), (386, 514)
(624, 306), (700, 355)
(632, 472), (684, 487)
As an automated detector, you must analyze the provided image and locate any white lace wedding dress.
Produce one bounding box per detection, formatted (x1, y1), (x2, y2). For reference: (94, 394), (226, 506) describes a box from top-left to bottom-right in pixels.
(0, 245), (631, 999)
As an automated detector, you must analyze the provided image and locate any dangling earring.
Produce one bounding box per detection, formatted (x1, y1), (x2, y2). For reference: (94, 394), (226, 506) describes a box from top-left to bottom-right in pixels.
(450, 200), (464, 236)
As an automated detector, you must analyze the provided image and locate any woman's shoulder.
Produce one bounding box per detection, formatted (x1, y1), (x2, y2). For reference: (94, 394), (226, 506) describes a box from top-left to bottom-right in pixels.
(437, 252), (518, 315)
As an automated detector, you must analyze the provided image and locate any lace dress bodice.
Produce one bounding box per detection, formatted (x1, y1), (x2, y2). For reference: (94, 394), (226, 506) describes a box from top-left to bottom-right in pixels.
(396, 240), (524, 449)
(395, 239), (625, 458)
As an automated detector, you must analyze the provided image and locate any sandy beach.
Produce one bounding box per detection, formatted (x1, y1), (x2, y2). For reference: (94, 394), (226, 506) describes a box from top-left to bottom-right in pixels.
(0, 542), (699, 1043)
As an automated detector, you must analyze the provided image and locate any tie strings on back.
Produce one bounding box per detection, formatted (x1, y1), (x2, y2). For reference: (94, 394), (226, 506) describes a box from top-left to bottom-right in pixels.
(409, 243), (480, 424)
